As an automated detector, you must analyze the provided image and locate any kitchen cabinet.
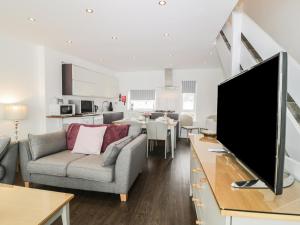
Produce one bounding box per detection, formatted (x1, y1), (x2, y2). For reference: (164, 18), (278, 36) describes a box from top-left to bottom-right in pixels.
(62, 64), (118, 98)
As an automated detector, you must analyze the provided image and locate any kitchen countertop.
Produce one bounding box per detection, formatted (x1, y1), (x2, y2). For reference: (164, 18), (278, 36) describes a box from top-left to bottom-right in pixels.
(47, 113), (105, 119)
(47, 111), (123, 119)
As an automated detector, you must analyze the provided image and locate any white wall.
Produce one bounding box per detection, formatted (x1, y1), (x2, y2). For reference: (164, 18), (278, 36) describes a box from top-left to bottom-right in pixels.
(0, 35), (46, 140)
(115, 68), (224, 126)
(43, 47), (117, 132)
(0, 34), (117, 137)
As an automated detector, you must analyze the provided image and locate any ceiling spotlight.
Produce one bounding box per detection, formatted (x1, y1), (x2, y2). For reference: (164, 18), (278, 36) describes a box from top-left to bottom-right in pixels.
(66, 40), (73, 44)
(86, 8), (94, 13)
(27, 17), (36, 22)
(159, 0), (167, 6)
(164, 33), (170, 37)
(111, 36), (118, 40)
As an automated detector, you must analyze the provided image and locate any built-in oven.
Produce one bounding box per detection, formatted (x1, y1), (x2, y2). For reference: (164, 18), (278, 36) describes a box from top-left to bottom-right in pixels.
(68, 100), (95, 114)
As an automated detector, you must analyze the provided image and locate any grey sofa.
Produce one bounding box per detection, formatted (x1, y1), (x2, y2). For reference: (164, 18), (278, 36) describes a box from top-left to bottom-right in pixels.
(19, 132), (147, 202)
(0, 137), (18, 184)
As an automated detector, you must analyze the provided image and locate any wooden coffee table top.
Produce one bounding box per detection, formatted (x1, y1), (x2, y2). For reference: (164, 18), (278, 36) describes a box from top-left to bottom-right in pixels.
(0, 184), (74, 225)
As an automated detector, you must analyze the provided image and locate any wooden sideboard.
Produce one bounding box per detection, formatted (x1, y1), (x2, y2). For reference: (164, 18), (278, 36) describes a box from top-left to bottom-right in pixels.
(190, 135), (300, 225)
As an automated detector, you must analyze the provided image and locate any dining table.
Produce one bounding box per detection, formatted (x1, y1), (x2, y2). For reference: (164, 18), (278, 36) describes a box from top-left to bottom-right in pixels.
(113, 118), (178, 158)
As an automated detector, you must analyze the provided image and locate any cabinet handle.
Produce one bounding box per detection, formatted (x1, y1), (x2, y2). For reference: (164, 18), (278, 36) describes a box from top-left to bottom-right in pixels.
(196, 202), (204, 208)
(196, 220), (204, 225)
(200, 178), (207, 183)
(192, 184), (201, 189)
(192, 197), (200, 202)
(192, 168), (202, 173)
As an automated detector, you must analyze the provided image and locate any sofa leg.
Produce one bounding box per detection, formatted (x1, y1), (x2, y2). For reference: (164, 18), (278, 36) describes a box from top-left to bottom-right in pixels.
(120, 194), (128, 202)
(24, 182), (30, 188)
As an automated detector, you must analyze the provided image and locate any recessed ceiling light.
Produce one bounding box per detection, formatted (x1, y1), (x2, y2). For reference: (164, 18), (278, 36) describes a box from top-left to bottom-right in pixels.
(159, 0), (167, 6)
(66, 40), (73, 44)
(111, 36), (118, 40)
(86, 8), (94, 13)
(27, 17), (36, 22)
(169, 53), (174, 57)
(164, 33), (170, 37)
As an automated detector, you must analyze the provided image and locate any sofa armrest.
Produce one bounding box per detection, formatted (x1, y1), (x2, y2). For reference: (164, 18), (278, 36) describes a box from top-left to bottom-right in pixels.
(0, 142), (18, 184)
(115, 134), (147, 194)
(19, 140), (32, 182)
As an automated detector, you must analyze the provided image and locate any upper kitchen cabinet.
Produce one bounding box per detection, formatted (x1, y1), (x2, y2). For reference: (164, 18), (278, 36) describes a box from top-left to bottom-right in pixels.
(62, 64), (118, 98)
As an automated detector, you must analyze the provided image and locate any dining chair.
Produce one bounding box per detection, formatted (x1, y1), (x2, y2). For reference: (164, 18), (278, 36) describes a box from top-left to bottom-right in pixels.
(179, 114), (201, 138)
(146, 121), (170, 159)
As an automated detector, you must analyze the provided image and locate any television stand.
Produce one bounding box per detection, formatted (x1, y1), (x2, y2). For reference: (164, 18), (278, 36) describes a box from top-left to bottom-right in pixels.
(232, 174), (295, 189)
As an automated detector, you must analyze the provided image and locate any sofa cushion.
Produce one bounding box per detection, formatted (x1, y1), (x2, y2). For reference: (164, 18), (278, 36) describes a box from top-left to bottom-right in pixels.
(73, 126), (107, 155)
(67, 155), (114, 182)
(101, 125), (130, 153)
(128, 124), (142, 138)
(0, 137), (10, 160)
(66, 123), (107, 150)
(102, 136), (133, 167)
(27, 150), (85, 177)
(29, 131), (67, 160)
(0, 165), (5, 180)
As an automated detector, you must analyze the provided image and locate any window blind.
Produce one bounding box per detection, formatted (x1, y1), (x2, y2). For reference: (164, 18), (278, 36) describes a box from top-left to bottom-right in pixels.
(130, 89), (155, 100)
(182, 80), (196, 93)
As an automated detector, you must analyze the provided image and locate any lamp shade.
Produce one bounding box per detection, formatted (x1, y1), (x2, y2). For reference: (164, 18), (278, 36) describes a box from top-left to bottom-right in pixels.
(4, 104), (28, 121)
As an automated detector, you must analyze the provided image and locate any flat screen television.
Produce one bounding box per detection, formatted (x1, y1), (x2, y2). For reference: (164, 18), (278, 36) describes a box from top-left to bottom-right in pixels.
(217, 52), (287, 195)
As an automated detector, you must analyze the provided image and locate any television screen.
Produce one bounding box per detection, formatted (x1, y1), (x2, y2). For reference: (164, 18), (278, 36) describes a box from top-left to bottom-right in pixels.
(217, 52), (287, 195)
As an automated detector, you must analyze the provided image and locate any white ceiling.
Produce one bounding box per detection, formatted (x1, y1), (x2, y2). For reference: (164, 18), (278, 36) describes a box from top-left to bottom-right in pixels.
(0, 0), (237, 71)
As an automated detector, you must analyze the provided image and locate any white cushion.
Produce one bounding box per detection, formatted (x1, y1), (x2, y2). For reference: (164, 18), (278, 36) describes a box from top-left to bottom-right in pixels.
(72, 126), (107, 155)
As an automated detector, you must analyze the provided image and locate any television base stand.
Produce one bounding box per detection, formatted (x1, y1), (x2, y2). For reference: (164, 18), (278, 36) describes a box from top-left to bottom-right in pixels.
(231, 174), (295, 189)
(208, 147), (229, 153)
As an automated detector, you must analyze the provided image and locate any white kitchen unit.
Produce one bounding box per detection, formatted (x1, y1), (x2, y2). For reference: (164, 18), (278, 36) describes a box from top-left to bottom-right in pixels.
(62, 64), (118, 98)
(46, 115), (104, 132)
(190, 135), (300, 225)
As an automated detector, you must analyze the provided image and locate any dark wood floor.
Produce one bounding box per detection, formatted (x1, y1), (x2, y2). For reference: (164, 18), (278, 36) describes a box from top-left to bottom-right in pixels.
(17, 140), (196, 225)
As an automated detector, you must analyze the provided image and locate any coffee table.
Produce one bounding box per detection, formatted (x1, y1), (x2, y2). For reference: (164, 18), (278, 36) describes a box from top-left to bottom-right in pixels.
(0, 184), (74, 225)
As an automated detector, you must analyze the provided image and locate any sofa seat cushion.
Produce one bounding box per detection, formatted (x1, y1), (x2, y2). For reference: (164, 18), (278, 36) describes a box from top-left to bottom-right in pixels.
(27, 150), (85, 177)
(0, 165), (5, 180)
(67, 155), (114, 182)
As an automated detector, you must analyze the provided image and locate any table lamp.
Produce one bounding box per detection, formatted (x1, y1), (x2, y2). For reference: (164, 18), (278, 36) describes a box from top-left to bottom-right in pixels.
(4, 104), (28, 141)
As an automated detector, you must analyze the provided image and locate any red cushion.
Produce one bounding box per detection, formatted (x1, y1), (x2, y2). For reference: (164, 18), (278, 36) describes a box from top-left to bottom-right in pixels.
(101, 124), (130, 153)
(66, 123), (107, 150)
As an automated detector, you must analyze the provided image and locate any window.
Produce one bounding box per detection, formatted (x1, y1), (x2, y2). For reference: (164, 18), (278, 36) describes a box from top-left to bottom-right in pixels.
(129, 89), (156, 111)
(130, 100), (155, 111)
(182, 93), (195, 111)
(181, 80), (196, 118)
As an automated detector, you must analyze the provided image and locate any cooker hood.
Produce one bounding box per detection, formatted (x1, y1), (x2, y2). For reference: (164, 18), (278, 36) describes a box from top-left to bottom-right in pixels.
(158, 68), (178, 89)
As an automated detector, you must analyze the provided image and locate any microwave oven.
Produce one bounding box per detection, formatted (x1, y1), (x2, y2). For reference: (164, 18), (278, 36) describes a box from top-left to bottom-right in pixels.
(68, 100), (95, 114)
(48, 104), (75, 116)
